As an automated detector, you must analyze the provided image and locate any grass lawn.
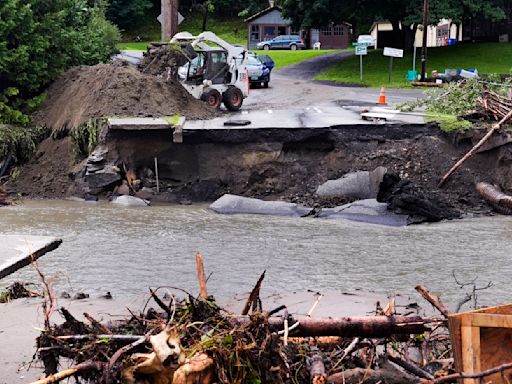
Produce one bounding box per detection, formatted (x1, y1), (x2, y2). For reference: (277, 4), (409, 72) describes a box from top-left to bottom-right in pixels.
(253, 49), (339, 69)
(316, 42), (512, 88)
(117, 41), (151, 50)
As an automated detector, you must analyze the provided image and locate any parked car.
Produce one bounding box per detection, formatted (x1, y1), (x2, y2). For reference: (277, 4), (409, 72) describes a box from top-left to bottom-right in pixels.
(246, 55), (271, 88)
(256, 35), (305, 50)
(357, 34), (376, 48)
(255, 54), (275, 71)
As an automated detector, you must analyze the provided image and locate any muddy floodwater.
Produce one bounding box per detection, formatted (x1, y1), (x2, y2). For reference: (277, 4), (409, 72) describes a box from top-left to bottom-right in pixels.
(1, 200), (512, 307)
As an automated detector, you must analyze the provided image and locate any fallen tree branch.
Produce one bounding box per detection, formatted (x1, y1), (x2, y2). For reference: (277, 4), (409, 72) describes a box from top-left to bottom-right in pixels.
(149, 288), (173, 320)
(248, 315), (445, 338)
(195, 252), (208, 299)
(29, 361), (104, 384)
(431, 361), (512, 383)
(308, 354), (327, 384)
(104, 329), (155, 384)
(387, 351), (434, 380)
(55, 315), (444, 346)
(439, 108), (512, 187)
(476, 182), (512, 215)
(415, 285), (449, 317)
(241, 270), (265, 315)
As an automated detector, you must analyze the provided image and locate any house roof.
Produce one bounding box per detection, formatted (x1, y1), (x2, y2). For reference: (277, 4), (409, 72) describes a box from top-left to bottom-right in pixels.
(244, 5), (283, 23)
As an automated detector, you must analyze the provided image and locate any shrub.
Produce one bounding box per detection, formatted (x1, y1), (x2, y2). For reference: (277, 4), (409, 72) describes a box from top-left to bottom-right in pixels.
(0, 0), (120, 125)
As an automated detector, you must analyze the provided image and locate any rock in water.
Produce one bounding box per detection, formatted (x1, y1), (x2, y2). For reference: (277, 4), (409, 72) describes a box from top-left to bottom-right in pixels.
(111, 195), (150, 207)
(210, 194), (310, 217)
(377, 173), (460, 223)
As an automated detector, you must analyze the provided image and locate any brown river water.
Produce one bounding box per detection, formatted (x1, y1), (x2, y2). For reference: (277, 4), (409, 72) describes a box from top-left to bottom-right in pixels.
(1, 200), (512, 307)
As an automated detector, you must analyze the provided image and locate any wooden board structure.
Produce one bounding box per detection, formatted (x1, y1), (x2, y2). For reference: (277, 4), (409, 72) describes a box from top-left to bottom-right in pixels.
(448, 304), (512, 384)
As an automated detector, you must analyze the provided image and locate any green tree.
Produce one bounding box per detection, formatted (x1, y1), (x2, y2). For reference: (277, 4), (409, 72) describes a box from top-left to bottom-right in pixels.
(0, 0), (120, 125)
(107, 0), (153, 30)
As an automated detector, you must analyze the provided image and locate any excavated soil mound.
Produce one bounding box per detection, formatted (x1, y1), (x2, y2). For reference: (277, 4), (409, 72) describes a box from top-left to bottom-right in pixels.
(138, 44), (189, 77)
(33, 62), (216, 131)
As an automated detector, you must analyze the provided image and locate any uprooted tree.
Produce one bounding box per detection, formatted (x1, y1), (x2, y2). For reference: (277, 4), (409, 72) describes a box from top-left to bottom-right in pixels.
(0, 0), (120, 126)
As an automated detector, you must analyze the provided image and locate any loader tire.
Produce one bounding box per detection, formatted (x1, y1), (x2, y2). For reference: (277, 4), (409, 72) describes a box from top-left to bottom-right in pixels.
(201, 89), (221, 109)
(223, 87), (244, 111)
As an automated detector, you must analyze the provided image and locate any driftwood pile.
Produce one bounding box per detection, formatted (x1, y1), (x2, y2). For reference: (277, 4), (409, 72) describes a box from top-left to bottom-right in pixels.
(29, 257), (459, 384)
(477, 90), (512, 122)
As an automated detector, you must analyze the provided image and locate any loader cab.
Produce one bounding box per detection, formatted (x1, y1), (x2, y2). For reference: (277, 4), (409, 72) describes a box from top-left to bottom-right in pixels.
(186, 50), (230, 85)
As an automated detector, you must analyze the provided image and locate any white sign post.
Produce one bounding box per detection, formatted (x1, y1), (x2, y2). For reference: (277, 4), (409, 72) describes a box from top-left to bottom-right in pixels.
(355, 45), (367, 81)
(383, 47), (404, 83)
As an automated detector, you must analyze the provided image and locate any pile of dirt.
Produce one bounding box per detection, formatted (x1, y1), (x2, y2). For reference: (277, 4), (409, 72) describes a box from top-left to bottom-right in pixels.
(33, 62), (217, 131)
(138, 43), (189, 77)
(5, 137), (75, 198)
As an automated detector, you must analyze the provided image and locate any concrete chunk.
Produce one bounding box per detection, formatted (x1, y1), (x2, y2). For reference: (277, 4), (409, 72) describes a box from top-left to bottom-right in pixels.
(210, 194), (310, 217)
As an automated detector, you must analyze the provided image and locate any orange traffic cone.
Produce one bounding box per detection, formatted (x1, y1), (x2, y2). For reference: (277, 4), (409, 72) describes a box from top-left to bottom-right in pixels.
(378, 85), (387, 105)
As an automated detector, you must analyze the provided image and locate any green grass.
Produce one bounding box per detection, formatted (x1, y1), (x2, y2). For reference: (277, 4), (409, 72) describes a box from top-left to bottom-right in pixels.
(316, 42), (512, 88)
(116, 41), (151, 50)
(253, 49), (339, 69)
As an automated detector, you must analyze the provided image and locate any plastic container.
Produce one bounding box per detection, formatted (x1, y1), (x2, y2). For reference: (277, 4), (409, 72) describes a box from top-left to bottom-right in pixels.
(460, 69), (478, 78)
(448, 38), (458, 45)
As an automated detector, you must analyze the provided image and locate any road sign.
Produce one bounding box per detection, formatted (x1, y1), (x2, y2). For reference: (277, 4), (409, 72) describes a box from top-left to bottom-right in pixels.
(352, 42), (370, 47)
(355, 45), (367, 55)
(383, 47), (403, 58)
(157, 12), (184, 25)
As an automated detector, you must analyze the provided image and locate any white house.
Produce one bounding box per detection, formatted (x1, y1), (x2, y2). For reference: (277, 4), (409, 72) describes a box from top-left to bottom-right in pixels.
(370, 20), (462, 48)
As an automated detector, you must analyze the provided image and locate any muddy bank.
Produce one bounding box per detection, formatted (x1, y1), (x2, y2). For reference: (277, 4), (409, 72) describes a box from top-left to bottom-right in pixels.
(5, 123), (511, 215)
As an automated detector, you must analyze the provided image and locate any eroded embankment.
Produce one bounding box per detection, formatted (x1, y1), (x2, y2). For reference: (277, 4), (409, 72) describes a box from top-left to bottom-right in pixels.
(93, 124), (507, 211)
(7, 122), (512, 214)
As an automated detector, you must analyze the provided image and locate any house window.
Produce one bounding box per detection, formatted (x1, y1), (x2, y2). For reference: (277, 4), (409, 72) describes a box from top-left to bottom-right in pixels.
(251, 25), (259, 41)
(334, 26), (344, 36)
(321, 27), (332, 36)
(437, 27), (449, 38)
(264, 26), (276, 37)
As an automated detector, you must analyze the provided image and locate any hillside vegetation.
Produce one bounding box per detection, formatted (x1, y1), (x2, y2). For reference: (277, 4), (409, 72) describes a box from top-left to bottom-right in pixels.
(119, 12), (246, 45)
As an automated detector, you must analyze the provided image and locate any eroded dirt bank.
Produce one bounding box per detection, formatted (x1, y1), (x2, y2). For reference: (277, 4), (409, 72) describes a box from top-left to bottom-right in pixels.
(7, 122), (511, 215)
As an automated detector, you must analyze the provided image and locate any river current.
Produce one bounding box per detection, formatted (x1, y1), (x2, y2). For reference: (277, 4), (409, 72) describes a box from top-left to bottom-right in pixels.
(1, 200), (511, 307)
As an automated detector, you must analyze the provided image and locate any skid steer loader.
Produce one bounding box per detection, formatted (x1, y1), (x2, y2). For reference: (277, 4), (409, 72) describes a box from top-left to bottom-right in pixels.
(170, 31), (249, 111)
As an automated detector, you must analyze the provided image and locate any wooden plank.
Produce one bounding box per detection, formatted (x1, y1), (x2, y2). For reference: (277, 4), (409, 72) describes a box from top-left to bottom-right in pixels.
(471, 313), (512, 328)
(448, 315), (464, 383)
(480, 327), (512, 383)
(461, 319), (481, 384)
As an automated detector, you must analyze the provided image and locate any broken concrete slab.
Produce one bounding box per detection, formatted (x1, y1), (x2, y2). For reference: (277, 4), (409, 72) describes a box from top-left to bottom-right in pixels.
(316, 167), (387, 200)
(0, 235), (62, 280)
(209, 194), (310, 217)
(319, 199), (408, 227)
(108, 117), (170, 130)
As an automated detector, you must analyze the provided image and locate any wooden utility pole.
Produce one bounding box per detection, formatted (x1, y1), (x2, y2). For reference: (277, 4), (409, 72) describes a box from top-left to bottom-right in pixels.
(420, 0), (429, 81)
(161, 0), (178, 41)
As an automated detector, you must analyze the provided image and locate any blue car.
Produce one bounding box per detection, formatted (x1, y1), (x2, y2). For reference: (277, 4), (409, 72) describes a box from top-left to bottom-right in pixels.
(256, 35), (306, 50)
(246, 55), (272, 88)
